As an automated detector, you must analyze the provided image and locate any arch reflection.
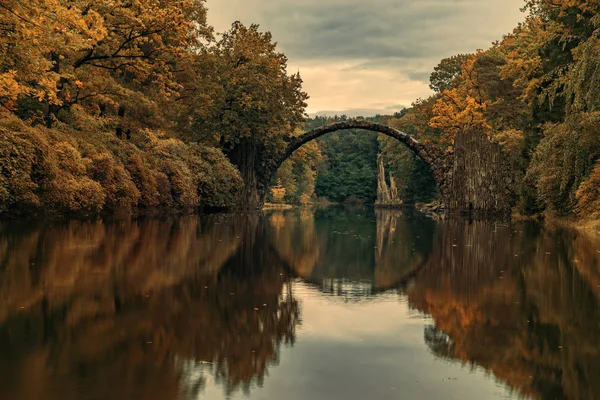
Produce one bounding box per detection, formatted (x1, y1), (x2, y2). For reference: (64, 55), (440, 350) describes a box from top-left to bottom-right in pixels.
(268, 206), (436, 298)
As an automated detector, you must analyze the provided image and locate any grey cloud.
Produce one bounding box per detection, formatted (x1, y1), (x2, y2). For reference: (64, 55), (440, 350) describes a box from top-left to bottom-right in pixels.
(406, 70), (432, 83)
(207, 0), (524, 112)
(252, 0), (522, 63)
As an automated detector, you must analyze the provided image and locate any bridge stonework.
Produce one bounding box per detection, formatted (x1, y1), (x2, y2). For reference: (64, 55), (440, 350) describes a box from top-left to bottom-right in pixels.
(245, 120), (514, 215)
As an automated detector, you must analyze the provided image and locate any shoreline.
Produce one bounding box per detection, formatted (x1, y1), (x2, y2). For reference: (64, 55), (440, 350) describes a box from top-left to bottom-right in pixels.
(262, 203), (294, 210)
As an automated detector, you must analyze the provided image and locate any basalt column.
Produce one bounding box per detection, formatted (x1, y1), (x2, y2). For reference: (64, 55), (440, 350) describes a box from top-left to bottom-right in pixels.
(445, 129), (515, 216)
(376, 154), (403, 208)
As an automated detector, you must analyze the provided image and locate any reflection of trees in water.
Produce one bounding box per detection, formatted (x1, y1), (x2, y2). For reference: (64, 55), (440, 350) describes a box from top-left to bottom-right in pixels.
(269, 207), (435, 293)
(269, 208), (323, 280)
(0, 216), (243, 324)
(0, 216), (300, 400)
(408, 220), (600, 400)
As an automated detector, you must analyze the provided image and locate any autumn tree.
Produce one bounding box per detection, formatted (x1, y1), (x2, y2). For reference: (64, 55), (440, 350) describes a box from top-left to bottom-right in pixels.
(270, 129), (322, 204)
(188, 22), (308, 207)
(0, 0), (211, 126)
(429, 54), (468, 93)
(0, 0), (247, 217)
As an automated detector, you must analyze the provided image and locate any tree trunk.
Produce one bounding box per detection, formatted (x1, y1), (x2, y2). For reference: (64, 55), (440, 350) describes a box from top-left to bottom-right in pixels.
(227, 138), (265, 209)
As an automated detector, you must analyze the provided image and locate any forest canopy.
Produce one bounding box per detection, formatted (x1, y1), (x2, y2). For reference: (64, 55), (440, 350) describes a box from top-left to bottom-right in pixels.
(0, 1), (306, 216)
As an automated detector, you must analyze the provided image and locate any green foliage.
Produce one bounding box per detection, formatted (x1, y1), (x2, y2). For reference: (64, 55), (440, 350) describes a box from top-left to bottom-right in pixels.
(381, 143), (439, 204)
(429, 54), (468, 93)
(189, 22), (308, 154)
(379, 113), (440, 204)
(314, 127), (379, 204)
(567, 32), (600, 113)
(576, 160), (600, 219)
(269, 137), (322, 204)
(190, 145), (244, 209)
(526, 112), (600, 215)
(300, 114), (440, 205)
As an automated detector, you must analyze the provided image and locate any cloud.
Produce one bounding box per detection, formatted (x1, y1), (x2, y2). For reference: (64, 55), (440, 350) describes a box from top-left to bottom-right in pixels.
(206, 0), (525, 115)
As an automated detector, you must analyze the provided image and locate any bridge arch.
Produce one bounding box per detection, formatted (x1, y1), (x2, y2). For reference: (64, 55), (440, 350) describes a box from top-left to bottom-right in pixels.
(277, 120), (446, 186)
(233, 119), (514, 215)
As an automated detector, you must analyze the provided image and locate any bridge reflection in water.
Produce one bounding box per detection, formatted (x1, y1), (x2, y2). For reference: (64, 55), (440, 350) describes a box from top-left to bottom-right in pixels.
(0, 209), (598, 399)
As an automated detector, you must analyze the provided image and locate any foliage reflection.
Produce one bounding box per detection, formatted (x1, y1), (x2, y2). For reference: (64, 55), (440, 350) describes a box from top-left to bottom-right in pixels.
(1, 210), (599, 400)
(0, 216), (299, 399)
(407, 220), (600, 400)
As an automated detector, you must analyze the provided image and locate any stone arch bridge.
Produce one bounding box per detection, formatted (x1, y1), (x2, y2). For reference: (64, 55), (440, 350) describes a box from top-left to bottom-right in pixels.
(238, 120), (514, 215)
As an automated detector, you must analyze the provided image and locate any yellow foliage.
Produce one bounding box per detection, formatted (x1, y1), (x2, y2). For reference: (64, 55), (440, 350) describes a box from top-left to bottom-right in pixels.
(45, 175), (106, 216)
(494, 129), (524, 154)
(0, 114), (241, 217)
(299, 193), (313, 205)
(271, 184), (286, 204)
(0, 0), (210, 121)
(429, 53), (496, 141)
(89, 153), (141, 213)
(576, 161), (600, 218)
(430, 88), (491, 140)
(499, 17), (548, 103)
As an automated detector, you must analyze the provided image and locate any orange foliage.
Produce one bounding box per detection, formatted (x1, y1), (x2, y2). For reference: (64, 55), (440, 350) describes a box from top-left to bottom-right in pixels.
(0, 0), (210, 116)
(429, 53), (493, 141)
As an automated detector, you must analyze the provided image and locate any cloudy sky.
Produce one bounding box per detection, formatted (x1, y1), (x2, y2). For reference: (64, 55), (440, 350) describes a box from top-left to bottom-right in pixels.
(206, 0), (526, 116)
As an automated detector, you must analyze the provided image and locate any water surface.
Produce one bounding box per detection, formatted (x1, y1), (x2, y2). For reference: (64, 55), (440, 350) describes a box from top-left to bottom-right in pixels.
(0, 207), (599, 399)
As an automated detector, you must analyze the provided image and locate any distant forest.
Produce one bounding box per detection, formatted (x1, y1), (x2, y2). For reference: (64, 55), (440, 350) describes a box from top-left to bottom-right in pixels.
(268, 114), (438, 205)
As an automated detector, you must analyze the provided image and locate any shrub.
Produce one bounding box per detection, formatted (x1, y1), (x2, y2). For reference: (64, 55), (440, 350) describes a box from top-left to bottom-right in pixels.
(126, 154), (161, 209)
(146, 138), (199, 209)
(89, 153), (140, 213)
(0, 119), (55, 216)
(44, 175), (106, 217)
(0, 127), (41, 214)
(188, 145), (242, 209)
(0, 115), (243, 217)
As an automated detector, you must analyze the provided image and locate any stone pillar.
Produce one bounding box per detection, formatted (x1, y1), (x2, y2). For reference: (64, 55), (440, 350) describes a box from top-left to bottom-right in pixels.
(377, 154), (391, 204)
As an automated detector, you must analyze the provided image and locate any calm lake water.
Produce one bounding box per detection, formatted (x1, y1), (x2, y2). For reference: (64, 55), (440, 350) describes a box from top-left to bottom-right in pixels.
(0, 207), (599, 400)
